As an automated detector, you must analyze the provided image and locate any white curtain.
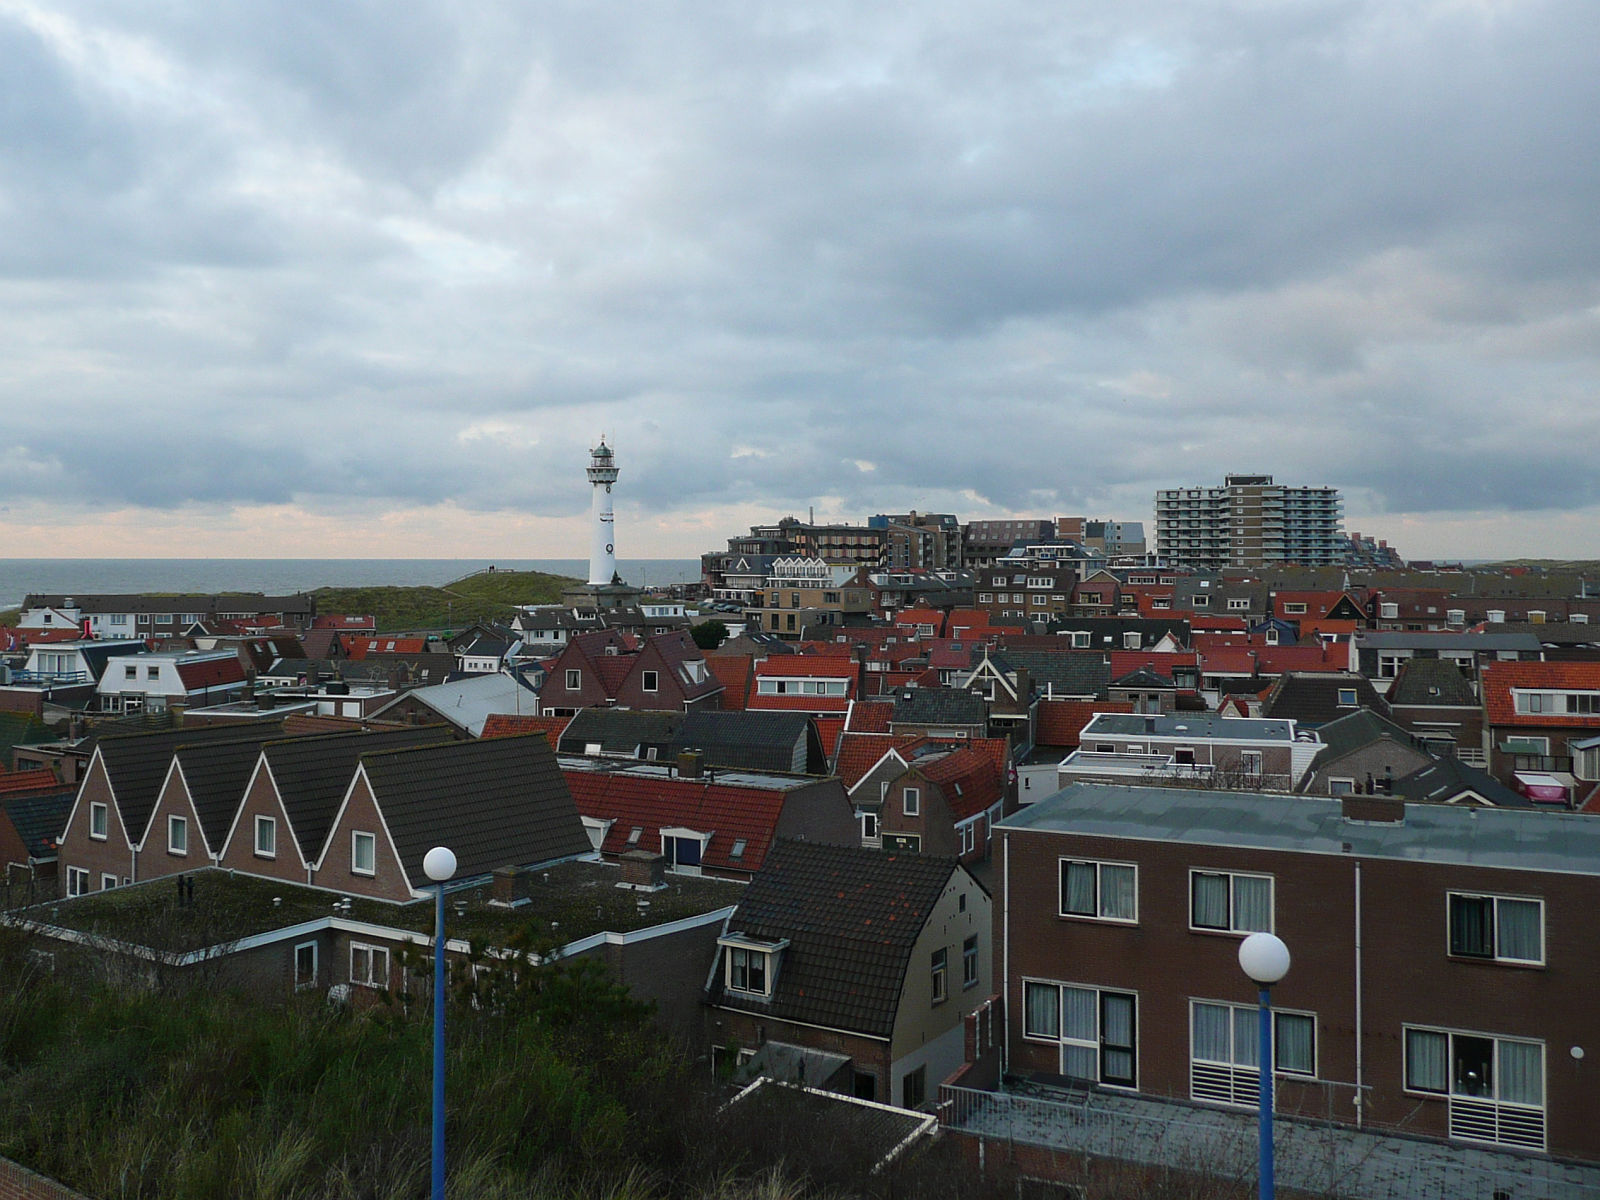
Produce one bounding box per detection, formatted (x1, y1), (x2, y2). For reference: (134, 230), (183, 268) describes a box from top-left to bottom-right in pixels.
(1232, 1006), (1260, 1068)
(1102, 865), (1136, 920)
(1101, 993), (1135, 1083)
(1193, 1003), (1230, 1062)
(1024, 982), (1058, 1039)
(1275, 1013), (1315, 1075)
(1192, 873), (1228, 927)
(1233, 875), (1272, 933)
(1499, 1041), (1544, 1107)
(1406, 1029), (1448, 1093)
(1063, 862), (1096, 914)
(1062, 987), (1097, 1041)
(1496, 900), (1542, 962)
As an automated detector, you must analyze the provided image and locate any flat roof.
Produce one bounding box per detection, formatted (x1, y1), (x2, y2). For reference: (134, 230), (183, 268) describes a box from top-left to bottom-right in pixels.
(999, 782), (1600, 876)
(557, 755), (819, 792)
(1355, 631), (1542, 651)
(1083, 713), (1299, 741)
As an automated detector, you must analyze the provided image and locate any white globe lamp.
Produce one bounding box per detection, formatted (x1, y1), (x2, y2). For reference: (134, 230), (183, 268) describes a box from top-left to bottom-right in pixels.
(424, 846), (457, 883)
(1238, 932), (1290, 985)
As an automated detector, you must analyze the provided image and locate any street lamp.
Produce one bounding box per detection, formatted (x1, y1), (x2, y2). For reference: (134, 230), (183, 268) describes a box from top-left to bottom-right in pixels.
(424, 845), (457, 1200)
(1238, 932), (1290, 1200)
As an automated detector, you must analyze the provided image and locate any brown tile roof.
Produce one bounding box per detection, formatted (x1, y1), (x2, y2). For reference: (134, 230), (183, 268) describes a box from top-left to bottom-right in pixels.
(1483, 661), (1600, 727)
(480, 713), (571, 746)
(1035, 700), (1134, 748)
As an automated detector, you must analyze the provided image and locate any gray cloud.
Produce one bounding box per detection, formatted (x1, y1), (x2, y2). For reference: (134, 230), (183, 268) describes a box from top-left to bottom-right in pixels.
(2, 0), (1598, 555)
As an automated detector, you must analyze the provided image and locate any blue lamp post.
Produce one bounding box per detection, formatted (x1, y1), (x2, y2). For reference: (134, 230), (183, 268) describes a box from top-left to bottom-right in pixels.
(424, 845), (457, 1200)
(1238, 932), (1291, 1200)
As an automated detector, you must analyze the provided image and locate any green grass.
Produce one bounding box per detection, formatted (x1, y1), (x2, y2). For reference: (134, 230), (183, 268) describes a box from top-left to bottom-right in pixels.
(313, 569), (578, 632)
(23, 864), (744, 955)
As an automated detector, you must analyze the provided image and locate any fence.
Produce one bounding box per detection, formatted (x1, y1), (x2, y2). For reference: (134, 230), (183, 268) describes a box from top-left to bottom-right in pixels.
(938, 1082), (1600, 1200)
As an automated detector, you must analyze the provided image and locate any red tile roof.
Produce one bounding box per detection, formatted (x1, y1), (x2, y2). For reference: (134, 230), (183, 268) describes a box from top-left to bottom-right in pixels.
(915, 747), (1003, 821)
(480, 713), (571, 746)
(563, 771), (793, 873)
(175, 657), (248, 690)
(749, 693), (852, 714)
(1483, 661), (1600, 727)
(1035, 700), (1135, 748)
(755, 657), (858, 678)
(0, 769), (62, 797)
(343, 636), (428, 659)
(844, 700), (893, 732)
(833, 732), (920, 787)
(1108, 651), (1198, 681)
(707, 656), (753, 710)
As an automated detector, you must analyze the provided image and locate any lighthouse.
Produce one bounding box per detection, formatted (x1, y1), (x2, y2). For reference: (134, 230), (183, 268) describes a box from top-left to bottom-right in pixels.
(586, 440), (620, 585)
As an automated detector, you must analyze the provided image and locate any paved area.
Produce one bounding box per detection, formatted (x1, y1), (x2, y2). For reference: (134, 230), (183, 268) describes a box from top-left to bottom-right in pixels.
(940, 1080), (1600, 1200)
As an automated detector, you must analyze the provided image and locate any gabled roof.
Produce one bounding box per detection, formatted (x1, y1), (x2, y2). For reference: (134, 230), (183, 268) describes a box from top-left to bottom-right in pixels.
(1387, 658), (1479, 707)
(373, 673), (539, 736)
(913, 747), (1003, 821)
(844, 701), (893, 733)
(560, 709), (684, 756)
(480, 713), (571, 746)
(1035, 700), (1135, 748)
(175, 655), (248, 690)
(707, 655), (753, 709)
(94, 723), (287, 846)
(1482, 661), (1600, 727)
(262, 727), (453, 862)
(1261, 672), (1390, 726)
(675, 711), (818, 774)
(3, 788), (74, 858)
(562, 767), (818, 874)
(1393, 756), (1530, 809)
(1305, 709), (1428, 772)
(813, 716), (844, 760)
(834, 732), (919, 788)
(360, 736), (591, 886)
(989, 649), (1111, 699)
(755, 657), (858, 679)
(175, 735), (293, 851)
(890, 687), (985, 728)
(708, 838), (963, 1037)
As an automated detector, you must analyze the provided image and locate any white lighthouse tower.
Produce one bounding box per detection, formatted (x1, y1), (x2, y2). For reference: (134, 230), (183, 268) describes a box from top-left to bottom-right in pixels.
(586, 440), (620, 585)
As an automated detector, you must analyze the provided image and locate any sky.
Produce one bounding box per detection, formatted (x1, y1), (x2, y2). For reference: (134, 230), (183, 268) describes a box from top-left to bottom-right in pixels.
(1, 1), (1597, 561)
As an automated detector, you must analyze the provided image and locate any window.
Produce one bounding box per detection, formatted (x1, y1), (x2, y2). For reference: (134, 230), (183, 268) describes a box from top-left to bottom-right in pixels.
(1022, 980), (1137, 1087)
(1191, 1000), (1317, 1105)
(1329, 778), (1356, 795)
(1240, 750), (1263, 777)
(565, 669), (582, 690)
(1071, 632), (1091, 648)
(903, 786), (920, 817)
(124, 665), (138, 680)
(352, 830), (377, 876)
(1228, 598), (1251, 611)
(101, 873), (118, 891)
(255, 815), (277, 858)
(728, 947), (770, 996)
(1405, 1027), (1545, 1150)
(1283, 602), (1307, 615)
(1059, 860), (1138, 923)
(294, 942), (318, 990)
(1191, 870), (1273, 934)
(963, 935), (979, 988)
(861, 811), (879, 841)
(931, 948), (948, 1003)
(902, 1065), (927, 1110)
(89, 802), (109, 840)
(1123, 631), (1141, 649)
(730, 838), (747, 859)
(1191, 595), (1209, 608)
(641, 670), (658, 692)
(1447, 609), (1466, 625)
(1448, 894), (1543, 965)
(168, 815), (188, 856)
(67, 867), (90, 897)
(146, 666), (160, 681)
(350, 943), (390, 988)
(1380, 602), (1399, 619)
(1337, 688), (1357, 706)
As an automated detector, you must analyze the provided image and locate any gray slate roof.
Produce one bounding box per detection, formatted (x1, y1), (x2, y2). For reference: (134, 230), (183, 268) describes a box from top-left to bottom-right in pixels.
(891, 686), (986, 727)
(710, 838), (960, 1038)
(1386, 658), (1479, 707)
(1262, 673), (1390, 727)
(264, 727), (453, 861)
(1308, 709), (1425, 766)
(1003, 782), (1598, 875)
(992, 650), (1112, 698)
(674, 711), (818, 774)
(175, 734), (295, 850)
(1392, 756), (1530, 808)
(96, 722), (286, 844)
(361, 735), (592, 885)
(3, 788), (75, 858)
(559, 709), (684, 756)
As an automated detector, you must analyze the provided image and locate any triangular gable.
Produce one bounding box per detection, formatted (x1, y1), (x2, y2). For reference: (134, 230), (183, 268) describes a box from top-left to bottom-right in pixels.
(219, 755), (312, 872)
(311, 762), (417, 897)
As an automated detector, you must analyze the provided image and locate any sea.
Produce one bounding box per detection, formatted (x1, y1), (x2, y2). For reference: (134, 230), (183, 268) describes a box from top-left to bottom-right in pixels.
(0, 559), (704, 611)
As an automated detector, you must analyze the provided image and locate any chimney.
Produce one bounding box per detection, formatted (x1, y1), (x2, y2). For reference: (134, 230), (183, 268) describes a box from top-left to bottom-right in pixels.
(1342, 794), (1404, 824)
(490, 867), (521, 905)
(620, 850), (666, 890)
(1014, 667), (1031, 705)
(677, 750), (703, 779)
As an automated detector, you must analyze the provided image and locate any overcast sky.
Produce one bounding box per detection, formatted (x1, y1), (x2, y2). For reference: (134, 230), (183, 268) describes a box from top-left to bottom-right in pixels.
(2, 1), (1597, 561)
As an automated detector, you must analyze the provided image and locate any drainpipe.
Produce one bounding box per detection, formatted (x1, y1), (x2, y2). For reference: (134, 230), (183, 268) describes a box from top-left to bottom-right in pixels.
(1001, 833), (1010, 1079)
(1354, 859), (1364, 1128)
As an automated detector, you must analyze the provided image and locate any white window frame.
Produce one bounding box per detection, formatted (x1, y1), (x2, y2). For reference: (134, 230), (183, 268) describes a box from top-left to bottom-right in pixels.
(963, 934), (979, 989)
(67, 867), (90, 896)
(350, 942), (390, 988)
(255, 814), (277, 859)
(294, 941), (318, 990)
(1239, 750), (1263, 776)
(1021, 978), (1138, 1089)
(101, 873), (119, 891)
(168, 814), (189, 856)
(931, 947), (948, 1003)
(860, 811), (879, 841)
(1058, 859), (1138, 924)
(1189, 869), (1274, 935)
(89, 801), (109, 841)
(352, 830), (377, 876)
(903, 786), (921, 817)
(1403, 1025), (1546, 1150)
(1190, 999), (1318, 1106)
(565, 668), (581, 690)
(1447, 892), (1544, 966)
(641, 669), (658, 693)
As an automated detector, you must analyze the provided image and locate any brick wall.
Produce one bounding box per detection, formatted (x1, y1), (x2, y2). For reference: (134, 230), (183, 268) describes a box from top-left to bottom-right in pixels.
(0, 1156), (91, 1200)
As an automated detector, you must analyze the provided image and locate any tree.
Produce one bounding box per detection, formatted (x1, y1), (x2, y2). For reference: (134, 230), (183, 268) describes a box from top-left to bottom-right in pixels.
(690, 619), (729, 650)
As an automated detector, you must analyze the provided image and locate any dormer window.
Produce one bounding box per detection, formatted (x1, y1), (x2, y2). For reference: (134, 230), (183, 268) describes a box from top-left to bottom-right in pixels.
(720, 933), (789, 1000)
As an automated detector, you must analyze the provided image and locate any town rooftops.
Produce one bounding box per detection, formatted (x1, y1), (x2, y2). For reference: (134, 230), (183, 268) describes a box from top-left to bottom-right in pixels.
(1081, 713), (1298, 742)
(1003, 782), (1600, 875)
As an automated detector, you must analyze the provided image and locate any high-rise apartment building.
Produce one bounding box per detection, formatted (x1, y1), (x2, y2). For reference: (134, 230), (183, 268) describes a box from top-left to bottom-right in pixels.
(1155, 474), (1346, 569)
